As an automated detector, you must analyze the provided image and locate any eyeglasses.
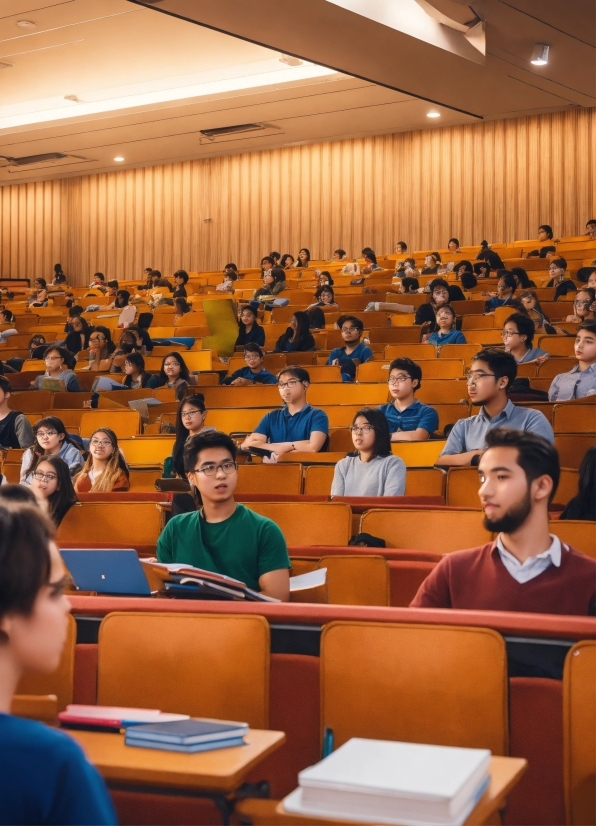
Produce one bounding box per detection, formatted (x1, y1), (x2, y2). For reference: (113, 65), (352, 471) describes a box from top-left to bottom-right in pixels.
(44, 355), (62, 361)
(164, 361), (180, 368)
(193, 461), (237, 476)
(37, 430), (58, 438)
(349, 425), (375, 434)
(388, 374), (411, 385)
(181, 408), (203, 418)
(90, 438), (112, 447)
(501, 330), (520, 338)
(90, 336), (105, 342)
(244, 353), (261, 360)
(465, 371), (496, 384)
(341, 327), (359, 334)
(277, 379), (301, 389)
(574, 300), (591, 307)
(32, 471), (57, 482)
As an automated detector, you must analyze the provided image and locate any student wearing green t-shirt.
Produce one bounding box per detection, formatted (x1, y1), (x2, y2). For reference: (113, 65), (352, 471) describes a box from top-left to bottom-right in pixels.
(157, 430), (291, 601)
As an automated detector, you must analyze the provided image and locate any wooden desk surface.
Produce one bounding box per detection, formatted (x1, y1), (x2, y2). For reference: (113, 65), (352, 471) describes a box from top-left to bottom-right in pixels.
(69, 728), (285, 794)
(274, 756), (527, 826)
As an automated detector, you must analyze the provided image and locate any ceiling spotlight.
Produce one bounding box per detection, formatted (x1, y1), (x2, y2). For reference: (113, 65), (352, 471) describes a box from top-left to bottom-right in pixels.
(114, 156), (124, 162)
(427, 111), (441, 118)
(16, 20), (36, 28)
(530, 44), (549, 65)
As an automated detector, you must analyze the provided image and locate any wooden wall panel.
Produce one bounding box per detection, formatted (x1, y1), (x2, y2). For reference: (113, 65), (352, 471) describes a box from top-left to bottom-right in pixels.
(0, 107), (594, 286)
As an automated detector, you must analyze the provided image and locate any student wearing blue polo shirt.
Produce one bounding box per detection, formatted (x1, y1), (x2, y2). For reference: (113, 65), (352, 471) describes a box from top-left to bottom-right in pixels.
(241, 366), (329, 458)
(378, 358), (439, 441)
(327, 316), (373, 381)
(223, 343), (278, 385)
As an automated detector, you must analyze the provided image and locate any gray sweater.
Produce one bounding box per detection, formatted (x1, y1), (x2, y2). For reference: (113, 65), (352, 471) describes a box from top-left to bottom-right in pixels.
(331, 454), (406, 497)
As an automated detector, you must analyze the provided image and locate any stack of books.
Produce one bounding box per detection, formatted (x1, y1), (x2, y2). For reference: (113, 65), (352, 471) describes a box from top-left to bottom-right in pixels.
(124, 718), (249, 753)
(141, 561), (280, 602)
(59, 705), (189, 732)
(282, 738), (491, 826)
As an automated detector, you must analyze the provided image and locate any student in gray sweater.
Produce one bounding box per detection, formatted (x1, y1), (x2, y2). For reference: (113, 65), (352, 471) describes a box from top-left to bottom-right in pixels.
(331, 408), (406, 497)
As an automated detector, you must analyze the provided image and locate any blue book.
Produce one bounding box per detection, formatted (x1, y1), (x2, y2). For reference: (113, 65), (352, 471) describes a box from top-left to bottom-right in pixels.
(125, 718), (249, 745)
(125, 735), (245, 753)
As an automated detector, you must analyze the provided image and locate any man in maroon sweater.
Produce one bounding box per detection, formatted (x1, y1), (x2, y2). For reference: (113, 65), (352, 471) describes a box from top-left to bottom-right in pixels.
(411, 428), (596, 615)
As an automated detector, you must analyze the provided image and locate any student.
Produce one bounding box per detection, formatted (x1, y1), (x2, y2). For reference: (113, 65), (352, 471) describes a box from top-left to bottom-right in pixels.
(0, 500), (117, 823)
(235, 306), (265, 348)
(296, 248), (311, 268)
(519, 290), (554, 332)
(157, 431), (290, 599)
(0, 310), (17, 345)
(421, 253), (440, 274)
(122, 353), (160, 389)
(331, 408), (406, 497)
(174, 297), (191, 322)
(27, 278), (48, 307)
(447, 238), (460, 253)
(475, 240), (504, 271)
(565, 288), (596, 323)
(88, 271), (106, 290)
(411, 429), (596, 615)
(307, 285), (339, 313)
(548, 321), (596, 400)
(104, 280), (119, 308)
(28, 455), (78, 527)
(73, 429), (129, 493)
(395, 241), (408, 254)
(546, 258), (577, 299)
(127, 324), (153, 353)
(560, 445), (596, 521)
(215, 269), (237, 293)
(241, 366), (329, 458)
(64, 315), (91, 356)
(173, 269), (189, 298)
(157, 351), (197, 395)
(254, 269), (277, 301)
(414, 279), (451, 330)
(169, 394), (215, 478)
(223, 344), (277, 386)
(333, 248), (348, 260)
(274, 312), (316, 353)
(269, 251), (281, 265)
(501, 313), (549, 364)
(87, 327), (116, 372)
(280, 253), (295, 269)
(20, 417), (84, 484)
(361, 251), (382, 273)
(510, 266), (536, 289)
(586, 219), (596, 239)
(437, 349), (554, 466)
(111, 330), (143, 372)
(484, 272), (517, 312)
(326, 316), (373, 381)
(0, 376), (34, 449)
(52, 263), (66, 285)
(526, 225), (557, 258)
(31, 347), (81, 392)
(317, 271), (334, 287)
(379, 358), (439, 442)
(426, 304), (466, 345)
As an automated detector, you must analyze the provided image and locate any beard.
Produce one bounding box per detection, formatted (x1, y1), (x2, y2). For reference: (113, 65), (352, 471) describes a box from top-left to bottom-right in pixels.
(483, 488), (532, 533)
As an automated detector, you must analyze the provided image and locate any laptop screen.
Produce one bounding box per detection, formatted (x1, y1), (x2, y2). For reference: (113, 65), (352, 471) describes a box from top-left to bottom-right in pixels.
(60, 549), (152, 596)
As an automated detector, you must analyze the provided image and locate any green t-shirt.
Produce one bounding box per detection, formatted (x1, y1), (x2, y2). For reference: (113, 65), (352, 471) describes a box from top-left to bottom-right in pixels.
(156, 503), (290, 592)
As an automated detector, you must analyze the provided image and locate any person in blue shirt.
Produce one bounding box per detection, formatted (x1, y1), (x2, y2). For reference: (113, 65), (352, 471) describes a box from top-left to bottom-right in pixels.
(426, 304), (467, 346)
(327, 316), (373, 381)
(235, 306), (265, 348)
(223, 343), (278, 385)
(485, 272), (518, 313)
(501, 313), (549, 365)
(241, 366), (329, 459)
(0, 500), (116, 825)
(437, 348), (554, 467)
(378, 358), (439, 441)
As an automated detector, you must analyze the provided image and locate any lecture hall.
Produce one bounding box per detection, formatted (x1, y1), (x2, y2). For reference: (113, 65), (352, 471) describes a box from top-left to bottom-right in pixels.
(0, 1), (595, 825)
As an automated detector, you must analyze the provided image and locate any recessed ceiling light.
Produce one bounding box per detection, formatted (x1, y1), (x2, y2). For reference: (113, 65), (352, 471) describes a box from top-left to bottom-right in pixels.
(114, 156), (124, 162)
(16, 20), (36, 28)
(427, 111), (441, 118)
(530, 44), (549, 65)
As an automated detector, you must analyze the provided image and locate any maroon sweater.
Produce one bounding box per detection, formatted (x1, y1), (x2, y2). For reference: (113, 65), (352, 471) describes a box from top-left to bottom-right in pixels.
(410, 541), (596, 615)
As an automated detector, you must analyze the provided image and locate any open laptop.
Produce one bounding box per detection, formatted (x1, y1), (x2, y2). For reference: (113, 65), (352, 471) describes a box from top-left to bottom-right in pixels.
(60, 549), (153, 596)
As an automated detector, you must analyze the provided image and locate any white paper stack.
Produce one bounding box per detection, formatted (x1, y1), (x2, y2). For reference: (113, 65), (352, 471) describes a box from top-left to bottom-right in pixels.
(282, 738), (491, 826)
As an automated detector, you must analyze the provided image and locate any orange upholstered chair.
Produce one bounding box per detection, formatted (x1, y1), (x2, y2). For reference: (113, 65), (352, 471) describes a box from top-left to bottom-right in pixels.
(16, 613), (76, 712)
(360, 508), (491, 552)
(563, 641), (596, 825)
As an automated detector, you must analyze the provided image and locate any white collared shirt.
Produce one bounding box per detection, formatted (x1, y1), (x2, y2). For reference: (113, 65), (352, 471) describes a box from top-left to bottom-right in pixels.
(497, 534), (562, 584)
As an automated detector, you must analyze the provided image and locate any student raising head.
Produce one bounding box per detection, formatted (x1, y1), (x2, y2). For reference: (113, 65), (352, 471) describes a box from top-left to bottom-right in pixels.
(170, 394), (215, 479)
(122, 352), (159, 389)
(158, 351), (196, 396)
(223, 344), (278, 386)
(0, 500), (117, 822)
(548, 320), (596, 401)
(296, 248), (311, 268)
(31, 346), (81, 393)
(426, 304), (466, 345)
(326, 316), (373, 381)
(501, 313), (549, 364)
(331, 408), (405, 497)
(236, 305), (265, 348)
(20, 417), (84, 484)
(73, 428), (130, 493)
(29, 455), (78, 527)
(565, 288), (596, 324)
(379, 358), (439, 442)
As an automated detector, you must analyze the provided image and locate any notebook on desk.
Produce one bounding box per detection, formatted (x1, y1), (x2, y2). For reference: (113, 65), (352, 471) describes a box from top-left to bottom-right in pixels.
(60, 549), (154, 596)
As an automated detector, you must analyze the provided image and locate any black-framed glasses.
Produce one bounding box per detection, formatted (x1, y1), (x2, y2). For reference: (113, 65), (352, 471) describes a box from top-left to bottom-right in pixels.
(349, 425), (375, 434)
(465, 371), (496, 384)
(193, 461), (237, 476)
(181, 408), (203, 418)
(277, 379), (301, 389)
(32, 471), (57, 482)
(341, 327), (359, 334)
(388, 374), (411, 385)
(37, 430), (58, 438)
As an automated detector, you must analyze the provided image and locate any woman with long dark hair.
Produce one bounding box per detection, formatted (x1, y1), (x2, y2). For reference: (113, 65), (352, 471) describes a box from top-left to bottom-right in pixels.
(122, 353), (159, 389)
(331, 408), (406, 496)
(29, 455), (78, 526)
(296, 248), (311, 268)
(64, 315), (91, 355)
(169, 393), (215, 478)
(560, 445), (596, 521)
(235, 306), (265, 348)
(157, 351), (196, 394)
(274, 311), (316, 352)
(20, 417), (84, 484)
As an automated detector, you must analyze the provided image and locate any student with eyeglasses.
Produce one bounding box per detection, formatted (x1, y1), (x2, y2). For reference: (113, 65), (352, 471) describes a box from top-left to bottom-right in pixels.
(0, 500), (117, 824)
(20, 417), (84, 484)
(30, 346), (81, 392)
(331, 408), (405, 497)
(564, 288), (596, 324)
(73, 428), (130, 493)
(28, 455), (78, 527)
(241, 366), (329, 459)
(86, 327), (116, 372)
(378, 358), (439, 442)
(223, 344), (278, 385)
(437, 349), (553, 467)
(548, 321), (596, 401)
(326, 316), (373, 381)
(501, 313), (549, 364)
(157, 431), (290, 600)
(167, 394), (215, 478)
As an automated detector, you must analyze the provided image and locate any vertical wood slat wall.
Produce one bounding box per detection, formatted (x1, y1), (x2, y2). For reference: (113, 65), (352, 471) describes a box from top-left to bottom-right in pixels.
(0, 108), (594, 286)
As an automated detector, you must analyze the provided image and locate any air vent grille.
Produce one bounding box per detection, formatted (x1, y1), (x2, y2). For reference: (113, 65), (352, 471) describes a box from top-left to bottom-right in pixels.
(200, 123), (266, 139)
